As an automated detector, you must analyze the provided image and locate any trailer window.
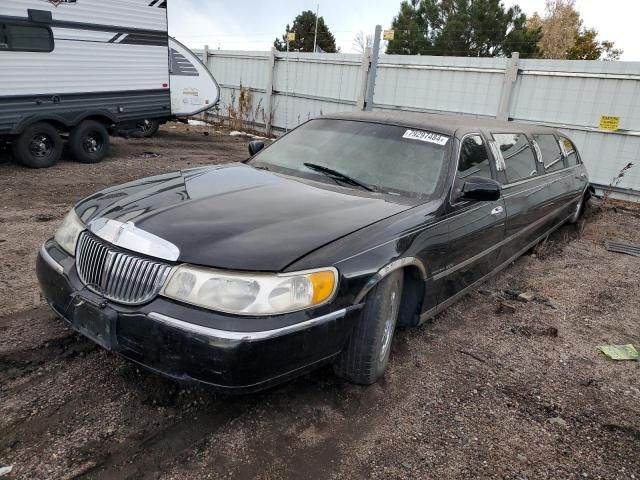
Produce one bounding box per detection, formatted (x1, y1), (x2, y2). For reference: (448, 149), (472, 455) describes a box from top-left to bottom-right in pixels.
(0, 23), (54, 52)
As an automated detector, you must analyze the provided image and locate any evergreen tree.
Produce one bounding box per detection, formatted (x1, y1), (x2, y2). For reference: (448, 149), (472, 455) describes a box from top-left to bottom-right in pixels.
(274, 11), (337, 53)
(386, 0), (540, 58)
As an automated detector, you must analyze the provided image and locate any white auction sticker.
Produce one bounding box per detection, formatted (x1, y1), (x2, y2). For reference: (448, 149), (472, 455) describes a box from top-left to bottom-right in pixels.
(402, 129), (449, 146)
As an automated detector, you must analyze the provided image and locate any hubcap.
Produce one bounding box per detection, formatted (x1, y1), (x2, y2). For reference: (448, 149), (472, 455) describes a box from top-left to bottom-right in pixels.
(29, 134), (53, 158)
(83, 132), (102, 154)
(379, 290), (398, 362)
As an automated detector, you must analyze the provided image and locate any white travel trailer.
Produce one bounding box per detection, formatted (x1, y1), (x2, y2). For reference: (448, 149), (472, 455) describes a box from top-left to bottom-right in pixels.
(0, 0), (219, 168)
(134, 37), (221, 138)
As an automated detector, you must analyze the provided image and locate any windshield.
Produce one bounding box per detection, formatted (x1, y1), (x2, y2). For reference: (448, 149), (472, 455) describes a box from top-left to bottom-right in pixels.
(249, 119), (450, 198)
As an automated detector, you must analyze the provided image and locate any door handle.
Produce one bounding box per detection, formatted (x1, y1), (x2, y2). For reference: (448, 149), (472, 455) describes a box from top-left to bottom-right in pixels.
(490, 206), (504, 216)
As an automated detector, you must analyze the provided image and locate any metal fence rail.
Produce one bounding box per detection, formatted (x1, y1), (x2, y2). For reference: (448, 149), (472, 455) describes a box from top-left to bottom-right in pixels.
(194, 46), (640, 198)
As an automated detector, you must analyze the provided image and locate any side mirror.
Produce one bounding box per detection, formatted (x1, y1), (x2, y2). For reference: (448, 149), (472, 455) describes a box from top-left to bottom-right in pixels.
(460, 176), (501, 202)
(248, 140), (265, 156)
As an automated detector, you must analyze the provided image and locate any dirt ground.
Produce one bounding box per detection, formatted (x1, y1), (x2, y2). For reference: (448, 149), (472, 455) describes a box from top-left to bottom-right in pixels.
(0, 124), (638, 479)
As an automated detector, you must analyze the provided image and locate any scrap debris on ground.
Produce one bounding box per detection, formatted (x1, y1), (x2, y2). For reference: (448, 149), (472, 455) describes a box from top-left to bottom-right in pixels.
(598, 344), (639, 361)
(606, 239), (640, 257)
(0, 123), (639, 479)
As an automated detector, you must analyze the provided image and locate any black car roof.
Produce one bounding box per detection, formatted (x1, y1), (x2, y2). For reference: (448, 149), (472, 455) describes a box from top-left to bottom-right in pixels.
(322, 111), (559, 137)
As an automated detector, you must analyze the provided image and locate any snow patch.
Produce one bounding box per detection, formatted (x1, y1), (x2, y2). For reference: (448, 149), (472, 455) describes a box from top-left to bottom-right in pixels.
(229, 130), (267, 140)
(188, 120), (210, 126)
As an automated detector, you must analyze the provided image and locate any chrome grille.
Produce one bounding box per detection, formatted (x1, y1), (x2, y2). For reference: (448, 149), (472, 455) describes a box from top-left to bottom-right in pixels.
(75, 231), (172, 305)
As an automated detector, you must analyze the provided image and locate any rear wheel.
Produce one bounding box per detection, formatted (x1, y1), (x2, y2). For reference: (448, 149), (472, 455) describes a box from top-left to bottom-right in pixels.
(334, 270), (404, 385)
(69, 120), (110, 164)
(12, 122), (63, 168)
(131, 119), (160, 138)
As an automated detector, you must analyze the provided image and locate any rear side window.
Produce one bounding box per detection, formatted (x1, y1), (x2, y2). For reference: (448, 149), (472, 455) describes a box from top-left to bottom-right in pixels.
(493, 133), (537, 183)
(535, 134), (565, 173)
(0, 23), (54, 52)
(559, 136), (580, 166)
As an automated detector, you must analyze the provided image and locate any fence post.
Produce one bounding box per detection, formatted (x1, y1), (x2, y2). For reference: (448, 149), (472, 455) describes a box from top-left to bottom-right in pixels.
(264, 47), (277, 136)
(364, 25), (382, 111)
(497, 51), (519, 121)
(356, 47), (371, 111)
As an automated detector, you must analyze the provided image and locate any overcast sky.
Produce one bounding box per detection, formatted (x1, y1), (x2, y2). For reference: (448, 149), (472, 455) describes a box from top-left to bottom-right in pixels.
(168, 0), (639, 60)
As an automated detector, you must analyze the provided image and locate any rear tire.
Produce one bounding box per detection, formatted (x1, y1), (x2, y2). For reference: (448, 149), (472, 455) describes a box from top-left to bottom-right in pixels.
(69, 120), (110, 164)
(131, 119), (160, 138)
(12, 122), (63, 168)
(334, 270), (404, 385)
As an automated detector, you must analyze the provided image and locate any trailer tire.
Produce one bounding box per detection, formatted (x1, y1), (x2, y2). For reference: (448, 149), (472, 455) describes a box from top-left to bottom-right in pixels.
(12, 122), (63, 169)
(69, 121), (110, 164)
(334, 270), (404, 385)
(131, 119), (160, 138)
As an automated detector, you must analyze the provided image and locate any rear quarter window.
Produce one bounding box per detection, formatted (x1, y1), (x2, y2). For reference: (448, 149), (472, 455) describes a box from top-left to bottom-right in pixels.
(534, 134), (565, 173)
(493, 133), (538, 183)
(560, 136), (581, 166)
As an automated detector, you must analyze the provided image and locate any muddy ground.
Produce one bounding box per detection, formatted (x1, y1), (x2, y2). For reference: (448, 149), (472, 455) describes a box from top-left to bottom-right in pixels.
(0, 124), (638, 479)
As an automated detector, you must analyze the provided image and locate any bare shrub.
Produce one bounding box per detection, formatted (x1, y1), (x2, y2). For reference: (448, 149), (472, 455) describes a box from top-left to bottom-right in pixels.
(225, 84), (268, 136)
(601, 162), (634, 208)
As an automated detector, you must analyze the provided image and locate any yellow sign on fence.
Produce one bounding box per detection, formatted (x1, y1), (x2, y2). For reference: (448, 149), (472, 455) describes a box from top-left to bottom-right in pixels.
(287, 32), (296, 42)
(383, 30), (395, 41)
(599, 115), (620, 131)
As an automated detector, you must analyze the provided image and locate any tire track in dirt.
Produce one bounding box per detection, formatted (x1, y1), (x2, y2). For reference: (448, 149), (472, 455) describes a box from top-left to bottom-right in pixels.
(79, 397), (256, 480)
(0, 307), (96, 385)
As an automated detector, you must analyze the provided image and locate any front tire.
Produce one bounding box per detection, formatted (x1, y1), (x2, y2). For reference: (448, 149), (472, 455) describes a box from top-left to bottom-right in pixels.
(334, 270), (404, 385)
(12, 122), (63, 168)
(69, 120), (110, 164)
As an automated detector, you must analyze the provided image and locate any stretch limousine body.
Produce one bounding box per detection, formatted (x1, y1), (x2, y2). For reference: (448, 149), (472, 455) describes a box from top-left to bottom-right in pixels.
(37, 112), (590, 391)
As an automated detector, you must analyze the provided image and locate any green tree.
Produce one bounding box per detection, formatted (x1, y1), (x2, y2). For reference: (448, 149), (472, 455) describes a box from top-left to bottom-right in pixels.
(274, 10), (337, 53)
(386, 0), (540, 58)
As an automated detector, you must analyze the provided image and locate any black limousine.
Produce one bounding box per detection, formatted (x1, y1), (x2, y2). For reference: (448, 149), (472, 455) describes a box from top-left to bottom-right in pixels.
(37, 112), (590, 391)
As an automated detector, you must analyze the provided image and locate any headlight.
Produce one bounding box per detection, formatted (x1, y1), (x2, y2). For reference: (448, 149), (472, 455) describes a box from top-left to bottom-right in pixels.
(161, 265), (338, 315)
(54, 209), (85, 256)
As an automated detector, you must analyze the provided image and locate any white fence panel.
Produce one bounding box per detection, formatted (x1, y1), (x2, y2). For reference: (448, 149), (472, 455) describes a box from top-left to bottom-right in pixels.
(200, 50), (270, 125)
(374, 55), (507, 117)
(271, 52), (364, 131)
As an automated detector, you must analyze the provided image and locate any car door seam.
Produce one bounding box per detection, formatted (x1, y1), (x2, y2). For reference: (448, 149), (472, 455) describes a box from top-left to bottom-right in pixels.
(432, 201), (569, 281)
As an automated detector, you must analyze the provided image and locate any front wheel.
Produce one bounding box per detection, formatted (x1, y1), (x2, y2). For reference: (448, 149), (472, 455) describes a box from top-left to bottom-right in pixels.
(12, 122), (63, 168)
(334, 270), (404, 385)
(69, 120), (110, 164)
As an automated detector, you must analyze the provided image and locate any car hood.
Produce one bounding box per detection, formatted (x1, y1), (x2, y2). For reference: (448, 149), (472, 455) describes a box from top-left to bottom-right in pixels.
(75, 163), (411, 271)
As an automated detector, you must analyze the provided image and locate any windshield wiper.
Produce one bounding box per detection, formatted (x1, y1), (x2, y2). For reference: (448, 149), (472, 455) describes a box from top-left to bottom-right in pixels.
(303, 163), (376, 192)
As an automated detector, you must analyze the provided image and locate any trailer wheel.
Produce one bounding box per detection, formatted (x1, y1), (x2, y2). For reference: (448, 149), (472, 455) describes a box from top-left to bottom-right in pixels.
(131, 119), (160, 138)
(69, 121), (110, 164)
(12, 123), (63, 169)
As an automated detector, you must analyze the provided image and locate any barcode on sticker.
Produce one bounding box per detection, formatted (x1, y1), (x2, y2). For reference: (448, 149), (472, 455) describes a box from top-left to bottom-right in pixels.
(402, 129), (449, 146)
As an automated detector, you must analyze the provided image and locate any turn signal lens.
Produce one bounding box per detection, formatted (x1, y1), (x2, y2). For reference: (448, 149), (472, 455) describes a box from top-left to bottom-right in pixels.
(310, 270), (336, 304)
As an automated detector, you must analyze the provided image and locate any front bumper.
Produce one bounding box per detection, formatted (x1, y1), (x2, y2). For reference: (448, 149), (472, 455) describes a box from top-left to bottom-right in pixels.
(37, 240), (361, 392)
